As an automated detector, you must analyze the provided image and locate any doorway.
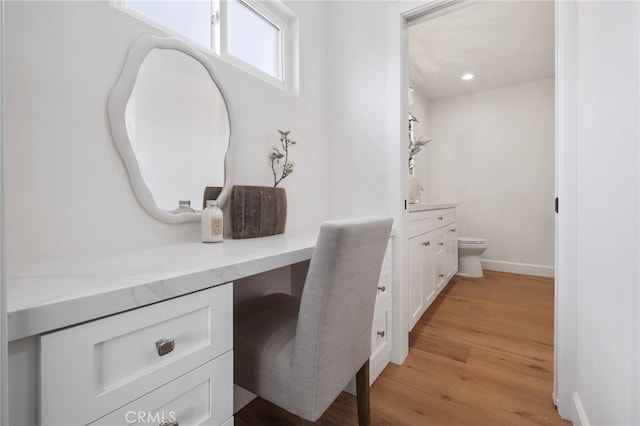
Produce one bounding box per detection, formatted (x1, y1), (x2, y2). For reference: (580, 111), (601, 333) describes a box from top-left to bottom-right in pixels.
(387, 0), (565, 419)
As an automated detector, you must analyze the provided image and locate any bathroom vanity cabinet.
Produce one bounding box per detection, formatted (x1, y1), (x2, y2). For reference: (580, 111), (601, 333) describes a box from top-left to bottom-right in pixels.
(408, 205), (458, 331)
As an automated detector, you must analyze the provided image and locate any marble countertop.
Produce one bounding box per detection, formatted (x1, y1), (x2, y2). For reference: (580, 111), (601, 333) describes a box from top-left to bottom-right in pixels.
(8, 228), (319, 341)
(408, 203), (458, 212)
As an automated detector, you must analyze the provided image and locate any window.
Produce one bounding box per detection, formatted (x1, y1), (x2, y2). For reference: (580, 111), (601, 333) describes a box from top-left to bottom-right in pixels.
(225, 0), (280, 79)
(116, 0), (298, 92)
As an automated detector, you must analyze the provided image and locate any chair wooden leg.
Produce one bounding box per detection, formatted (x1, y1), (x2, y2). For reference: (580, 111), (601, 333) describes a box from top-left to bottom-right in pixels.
(355, 359), (370, 426)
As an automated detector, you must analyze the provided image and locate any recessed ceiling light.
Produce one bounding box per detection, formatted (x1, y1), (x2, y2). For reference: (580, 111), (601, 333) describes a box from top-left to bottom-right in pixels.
(462, 73), (475, 81)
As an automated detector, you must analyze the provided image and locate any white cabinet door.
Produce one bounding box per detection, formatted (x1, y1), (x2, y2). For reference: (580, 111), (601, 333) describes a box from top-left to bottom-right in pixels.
(446, 224), (458, 279)
(408, 236), (424, 331)
(435, 231), (447, 292)
(409, 232), (436, 331)
(421, 233), (436, 309)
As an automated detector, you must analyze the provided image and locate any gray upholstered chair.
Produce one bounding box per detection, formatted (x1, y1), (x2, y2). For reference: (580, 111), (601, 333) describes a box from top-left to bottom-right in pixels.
(234, 217), (393, 425)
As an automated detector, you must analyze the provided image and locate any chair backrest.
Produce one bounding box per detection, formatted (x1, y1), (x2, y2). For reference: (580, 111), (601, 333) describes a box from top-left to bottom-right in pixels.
(290, 217), (393, 420)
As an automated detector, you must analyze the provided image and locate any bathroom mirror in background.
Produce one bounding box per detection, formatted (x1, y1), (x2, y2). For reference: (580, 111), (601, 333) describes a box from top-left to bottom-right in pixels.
(108, 36), (231, 223)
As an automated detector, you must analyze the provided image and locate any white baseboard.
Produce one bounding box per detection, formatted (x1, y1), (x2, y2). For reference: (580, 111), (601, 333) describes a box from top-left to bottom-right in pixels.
(572, 392), (590, 426)
(481, 259), (555, 278)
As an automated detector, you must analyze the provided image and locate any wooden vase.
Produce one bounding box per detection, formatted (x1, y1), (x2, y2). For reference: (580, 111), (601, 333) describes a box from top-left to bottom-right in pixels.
(230, 185), (287, 239)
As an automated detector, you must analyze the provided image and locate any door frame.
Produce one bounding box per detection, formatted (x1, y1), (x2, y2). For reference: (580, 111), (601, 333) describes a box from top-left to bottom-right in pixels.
(386, 1), (576, 420)
(0, 0), (8, 422)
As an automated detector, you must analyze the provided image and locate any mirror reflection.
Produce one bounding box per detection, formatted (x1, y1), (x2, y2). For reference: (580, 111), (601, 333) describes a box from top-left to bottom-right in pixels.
(125, 48), (230, 212)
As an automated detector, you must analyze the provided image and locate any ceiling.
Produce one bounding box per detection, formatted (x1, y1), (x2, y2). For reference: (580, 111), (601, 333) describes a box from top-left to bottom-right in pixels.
(408, 1), (555, 100)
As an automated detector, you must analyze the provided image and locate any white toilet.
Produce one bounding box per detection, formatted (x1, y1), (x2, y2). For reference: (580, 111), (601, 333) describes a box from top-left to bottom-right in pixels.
(457, 237), (488, 278)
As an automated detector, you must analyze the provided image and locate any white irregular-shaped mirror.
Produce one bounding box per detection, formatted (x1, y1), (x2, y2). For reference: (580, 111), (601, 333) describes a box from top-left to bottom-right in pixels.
(108, 36), (231, 223)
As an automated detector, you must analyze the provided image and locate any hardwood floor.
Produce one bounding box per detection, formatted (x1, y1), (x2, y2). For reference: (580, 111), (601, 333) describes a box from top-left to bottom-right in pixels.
(235, 271), (570, 425)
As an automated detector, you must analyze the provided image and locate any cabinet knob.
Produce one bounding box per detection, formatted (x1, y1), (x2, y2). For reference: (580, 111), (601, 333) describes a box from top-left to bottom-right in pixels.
(378, 285), (386, 292)
(437, 216), (443, 220)
(156, 338), (175, 356)
(450, 228), (456, 232)
(422, 242), (430, 246)
(160, 421), (179, 426)
(377, 331), (385, 338)
(439, 273), (445, 278)
(438, 242), (444, 246)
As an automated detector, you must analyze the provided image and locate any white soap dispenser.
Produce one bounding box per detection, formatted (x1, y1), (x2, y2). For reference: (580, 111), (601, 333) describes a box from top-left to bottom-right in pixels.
(201, 200), (223, 243)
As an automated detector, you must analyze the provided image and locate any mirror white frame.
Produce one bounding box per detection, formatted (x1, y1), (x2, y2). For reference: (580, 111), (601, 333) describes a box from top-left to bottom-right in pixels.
(108, 35), (232, 224)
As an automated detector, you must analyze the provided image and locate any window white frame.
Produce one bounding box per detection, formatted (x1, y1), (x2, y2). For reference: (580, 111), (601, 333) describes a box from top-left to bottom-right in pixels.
(111, 0), (299, 94)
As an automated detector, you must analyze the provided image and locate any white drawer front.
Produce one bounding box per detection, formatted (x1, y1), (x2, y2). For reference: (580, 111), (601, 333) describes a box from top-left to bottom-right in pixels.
(90, 351), (233, 426)
(376, 239), (392, 304)
(376, 267), (391, 303)
(40, 284), (233, 426)
(409, 210), (436, 237)
(371, 298), (390, 358)
(370, 297), (392, 384)
(434, 209), (456, 226)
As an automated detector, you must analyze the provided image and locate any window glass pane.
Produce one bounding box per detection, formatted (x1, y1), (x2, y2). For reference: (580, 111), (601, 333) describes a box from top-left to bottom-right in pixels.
(227, 0), (279, 78)
(125, 1), (212, 49)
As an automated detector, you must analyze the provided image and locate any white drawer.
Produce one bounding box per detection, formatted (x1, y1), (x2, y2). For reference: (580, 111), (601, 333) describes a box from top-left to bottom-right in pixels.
(90, 351), (233, 426)
(434, 209), (456, 226)
(370, 297), (392, 384)
(376, 267), (391, 303)
(409, 210), (436, 237)
(376, 240), (392, 304)
(40, 284), (233, 426)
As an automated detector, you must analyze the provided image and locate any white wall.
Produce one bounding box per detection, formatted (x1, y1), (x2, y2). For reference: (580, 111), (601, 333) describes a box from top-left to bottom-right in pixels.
(416, 79), (555, 275)
(325, 1), (393, 220)
(568, 2), (640, 425)
(325, 0), (409, 365)
(5, 0), (328, 263)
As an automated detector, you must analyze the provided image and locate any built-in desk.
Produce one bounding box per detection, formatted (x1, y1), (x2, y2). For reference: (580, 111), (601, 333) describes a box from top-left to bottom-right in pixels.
(8, 228), (318, 341)
(8, 228), (318, 426)
(8, 227), (394, 425)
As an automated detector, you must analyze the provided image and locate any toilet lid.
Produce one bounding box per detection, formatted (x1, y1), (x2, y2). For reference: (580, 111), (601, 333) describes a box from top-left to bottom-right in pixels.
(458, 237), (486, 244)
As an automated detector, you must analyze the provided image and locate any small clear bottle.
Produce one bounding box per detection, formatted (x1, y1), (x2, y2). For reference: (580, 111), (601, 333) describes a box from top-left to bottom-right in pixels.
(201, 200), (223, 243)
(174, 200), (195, 214)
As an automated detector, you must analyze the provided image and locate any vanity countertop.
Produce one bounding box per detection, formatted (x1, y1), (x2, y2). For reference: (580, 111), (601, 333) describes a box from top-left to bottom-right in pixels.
(8, 228), (319, 341)
(408, 203), (458, 212)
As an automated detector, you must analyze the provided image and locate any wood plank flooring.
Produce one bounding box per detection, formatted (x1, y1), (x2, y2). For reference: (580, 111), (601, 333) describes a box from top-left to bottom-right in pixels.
(235, 271), (570, 425)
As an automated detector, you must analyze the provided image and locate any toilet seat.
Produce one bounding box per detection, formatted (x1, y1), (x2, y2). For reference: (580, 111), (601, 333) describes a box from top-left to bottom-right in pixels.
(457, 237), (486, 245)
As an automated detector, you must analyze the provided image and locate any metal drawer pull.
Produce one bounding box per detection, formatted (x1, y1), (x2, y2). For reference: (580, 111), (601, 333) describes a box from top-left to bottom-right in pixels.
(378, 286), (386, 292)
(438, 242), (444, 246)
(160, 421), (178, 426)
(437, 216), (443, 220)
(439, 274), (445, 278)
(423, 241), (430, 246)
(450, 228), (456, 232)
(377, 331), (385, 338)
(156, 338), (175, 356)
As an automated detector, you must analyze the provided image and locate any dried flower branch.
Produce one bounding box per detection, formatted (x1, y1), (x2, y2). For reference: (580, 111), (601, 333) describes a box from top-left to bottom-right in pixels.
(409, 137), (431, 158)
(270, 129), (296, 187)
